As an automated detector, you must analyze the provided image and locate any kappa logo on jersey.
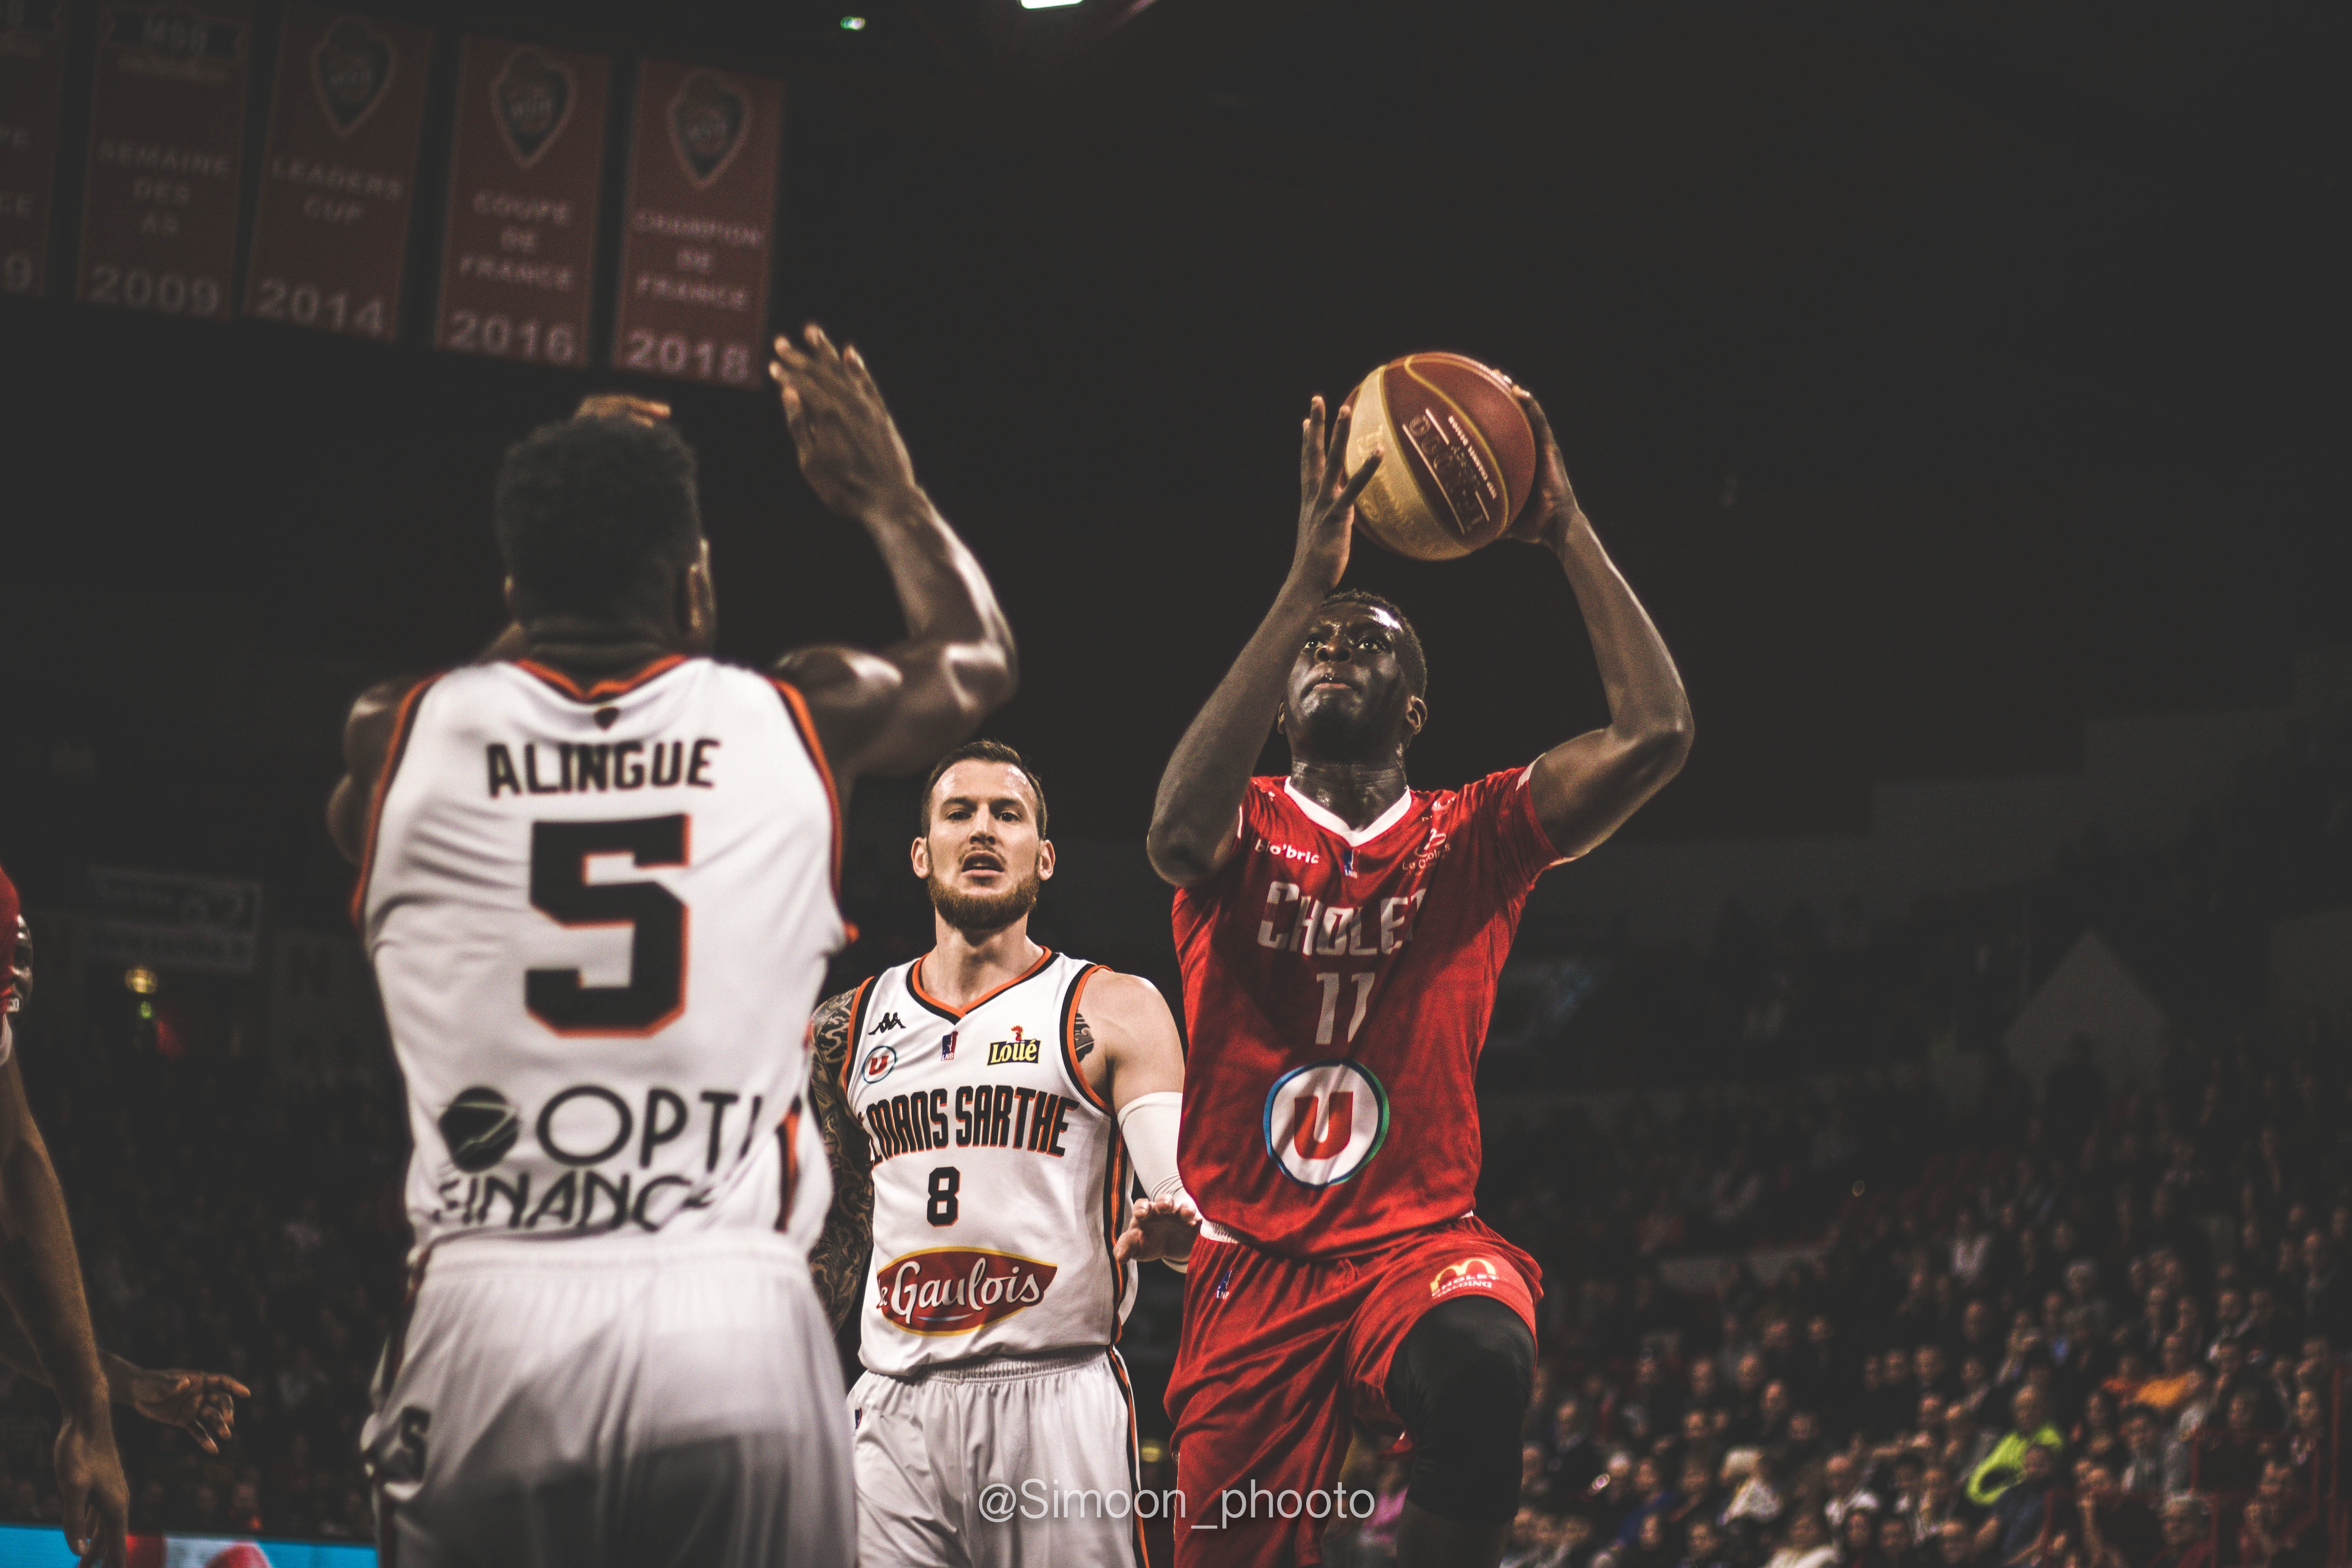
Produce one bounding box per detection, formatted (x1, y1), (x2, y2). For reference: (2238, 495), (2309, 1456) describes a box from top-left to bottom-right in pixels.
(875, 1247), (1059, 1335)
(861, 1043), (898, 1084)
(1262, 1060), (1390, 1187)
(1431, 1256), (1504, 1299)
(986, 1025), (1040, 1066)
(869, 1011), (904, 1034)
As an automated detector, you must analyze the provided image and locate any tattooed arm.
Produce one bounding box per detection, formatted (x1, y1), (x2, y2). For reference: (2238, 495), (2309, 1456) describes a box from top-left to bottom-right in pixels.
(806, 989), (874, 1331)
(0, 1055), (127, 1566)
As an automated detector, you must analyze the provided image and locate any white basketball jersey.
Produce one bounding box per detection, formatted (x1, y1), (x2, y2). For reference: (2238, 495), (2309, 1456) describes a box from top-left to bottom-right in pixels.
(357, 655), (843, 1259)
(844, 951), (1136, 1374)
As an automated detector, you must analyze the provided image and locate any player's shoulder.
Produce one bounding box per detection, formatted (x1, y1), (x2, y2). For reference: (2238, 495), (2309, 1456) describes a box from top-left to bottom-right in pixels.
(1072, 965), (1167, 1013)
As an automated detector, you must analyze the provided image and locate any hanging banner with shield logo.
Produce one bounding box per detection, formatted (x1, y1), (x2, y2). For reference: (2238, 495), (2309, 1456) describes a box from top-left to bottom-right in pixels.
(243, 5), (433, 338)
(0, 0), (73, 298)
(434, 35), (611, 367)
(76, 0), (255, 319)
(610, 59), (782, 388)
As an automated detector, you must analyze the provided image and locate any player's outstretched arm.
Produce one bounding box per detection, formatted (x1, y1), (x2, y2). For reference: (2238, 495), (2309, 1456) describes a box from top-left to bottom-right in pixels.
(1147, 396), (1381, 888)
(1508, 388), (1693, 861)
(0, 1318), (246, 1453)
(1076, 973), (1199, 1269)
(0, 1058), (126, 1568)
(805, 988), (875, 1330)
(769, 325), (1016, 788)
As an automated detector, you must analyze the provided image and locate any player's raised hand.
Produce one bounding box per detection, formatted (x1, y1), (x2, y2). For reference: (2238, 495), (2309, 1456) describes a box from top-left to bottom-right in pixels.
(1290, 394), (1381, 593)
(53, 1412), (126, 1568)
(1114, 1196), (1201, 1268)
(770, 325), (923, 523)
(1504, 386), (1581, 548)
(124, 1368), (249, 1453)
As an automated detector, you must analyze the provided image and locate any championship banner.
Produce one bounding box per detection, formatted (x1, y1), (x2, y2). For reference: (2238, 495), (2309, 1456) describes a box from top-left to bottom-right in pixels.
(610, 60), (782, 388)
(242, 5), (432, 339)
(0, 0), (73, 298)
(434, 35), (611, 367)
(76, 0), (256, 318)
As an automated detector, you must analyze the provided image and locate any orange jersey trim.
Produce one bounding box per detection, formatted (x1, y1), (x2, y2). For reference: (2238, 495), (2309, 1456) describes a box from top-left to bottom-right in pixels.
(511, 653), (688, 703)
(908, 946), (1056, 1023)
(1060, 963), (1113, 1115)
(768, 678), (845, 903)
(348, 675), (444, 931)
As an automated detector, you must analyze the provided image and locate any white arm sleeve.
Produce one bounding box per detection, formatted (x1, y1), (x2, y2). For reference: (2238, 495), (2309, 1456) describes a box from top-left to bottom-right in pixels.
(1117, 1090), (1192, 1271)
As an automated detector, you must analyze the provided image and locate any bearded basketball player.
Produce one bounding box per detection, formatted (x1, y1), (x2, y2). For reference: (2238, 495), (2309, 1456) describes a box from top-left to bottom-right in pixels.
(328, 327), (1016, 1565)
(807, 739), (1196, 1568)
(1146, 388), (1692, 1568)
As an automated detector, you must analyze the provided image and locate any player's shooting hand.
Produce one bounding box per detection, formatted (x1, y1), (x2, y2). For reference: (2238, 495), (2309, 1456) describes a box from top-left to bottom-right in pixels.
(53, 1411), (127, 1568)
(1504, 386), (1581, 549)
(770, 325), (924, 524)
(125, 1368), (249, 1453)
(1290, 394), (1380, 593)
(1114, 1196), (1200, 1267)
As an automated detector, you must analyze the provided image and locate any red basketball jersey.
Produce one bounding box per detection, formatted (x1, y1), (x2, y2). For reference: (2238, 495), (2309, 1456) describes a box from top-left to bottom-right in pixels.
(1171, 768), (1561, 1258)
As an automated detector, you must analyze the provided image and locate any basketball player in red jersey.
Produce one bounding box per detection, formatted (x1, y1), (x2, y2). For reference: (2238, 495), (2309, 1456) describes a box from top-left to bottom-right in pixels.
(1146, 388), (1692, 1568)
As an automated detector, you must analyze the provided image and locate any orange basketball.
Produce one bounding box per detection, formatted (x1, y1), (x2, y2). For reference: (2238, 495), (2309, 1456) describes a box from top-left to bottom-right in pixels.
(1341, 353), (1539, 560)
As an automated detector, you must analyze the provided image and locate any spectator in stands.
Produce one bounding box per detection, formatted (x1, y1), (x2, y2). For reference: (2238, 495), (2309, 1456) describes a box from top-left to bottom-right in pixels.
(1978, 1442), (2065, 1567)
(1763, 1510), (1837, 1568)
(2151, 1497), (2213, 1568)
(2076, 1454), (2162, 1568)
(2194, 1389), (2269, 1494)
(1969, 1385), (2066, 1508)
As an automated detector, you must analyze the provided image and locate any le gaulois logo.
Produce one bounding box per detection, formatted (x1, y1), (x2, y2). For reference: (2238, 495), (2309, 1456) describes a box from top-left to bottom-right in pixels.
(987, 1024), (1040, 1067)
(876, 1248), (1057, 1336)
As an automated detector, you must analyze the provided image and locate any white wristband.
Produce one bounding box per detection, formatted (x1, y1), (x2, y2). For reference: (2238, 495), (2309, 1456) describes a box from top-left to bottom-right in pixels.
(1117, 1091), (1193, 1271)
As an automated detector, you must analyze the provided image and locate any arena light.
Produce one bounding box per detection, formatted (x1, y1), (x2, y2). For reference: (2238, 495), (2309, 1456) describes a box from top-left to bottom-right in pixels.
(1020, 0), (1083, 8)
(839, 14), (867, 27)
(123, 967), (158, 995)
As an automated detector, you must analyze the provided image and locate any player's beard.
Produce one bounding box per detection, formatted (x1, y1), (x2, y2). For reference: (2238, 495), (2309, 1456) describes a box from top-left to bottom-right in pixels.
(928, 866), (1043, 936)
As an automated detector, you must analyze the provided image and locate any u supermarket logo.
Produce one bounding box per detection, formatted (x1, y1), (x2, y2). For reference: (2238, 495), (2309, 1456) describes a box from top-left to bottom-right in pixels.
(1261, 1060), (1389, 1187)
(1430, 1256), (1503, 1298)
(861, 1043), (898, 1085)
(987, 1025), (1040, 1066)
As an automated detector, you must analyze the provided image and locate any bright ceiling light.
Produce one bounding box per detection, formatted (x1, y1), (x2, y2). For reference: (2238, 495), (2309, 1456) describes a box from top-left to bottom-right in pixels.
(839, 13), (867, 27)
(1020, 0), (1083, 8)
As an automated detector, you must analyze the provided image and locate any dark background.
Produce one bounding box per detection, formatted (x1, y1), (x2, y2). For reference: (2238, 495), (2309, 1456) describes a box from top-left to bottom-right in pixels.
(8, 0), (2348, 882)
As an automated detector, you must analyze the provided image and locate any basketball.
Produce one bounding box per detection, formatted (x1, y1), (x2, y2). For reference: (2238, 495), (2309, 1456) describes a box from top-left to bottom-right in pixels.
(1341, 352), (1541, 560)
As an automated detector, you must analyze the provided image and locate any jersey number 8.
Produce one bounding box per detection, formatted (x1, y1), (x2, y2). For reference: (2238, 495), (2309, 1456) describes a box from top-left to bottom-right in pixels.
(525, 816), (689, 1034)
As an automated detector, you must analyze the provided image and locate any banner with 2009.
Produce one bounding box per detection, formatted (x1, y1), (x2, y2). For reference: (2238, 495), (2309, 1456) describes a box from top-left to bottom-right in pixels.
(1, 1), (784, 388)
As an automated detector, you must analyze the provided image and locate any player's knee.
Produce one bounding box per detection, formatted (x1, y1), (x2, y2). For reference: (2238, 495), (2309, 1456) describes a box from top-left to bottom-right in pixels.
(1387, 1298), (1533, 1525)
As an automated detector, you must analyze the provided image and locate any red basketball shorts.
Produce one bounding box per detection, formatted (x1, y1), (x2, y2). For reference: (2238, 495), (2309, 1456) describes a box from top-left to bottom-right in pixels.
(1163, 1216), (1539, 1567)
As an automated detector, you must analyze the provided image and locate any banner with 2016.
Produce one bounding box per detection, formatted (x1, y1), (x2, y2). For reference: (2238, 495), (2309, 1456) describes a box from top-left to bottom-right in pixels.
(5, 1), (783, 388)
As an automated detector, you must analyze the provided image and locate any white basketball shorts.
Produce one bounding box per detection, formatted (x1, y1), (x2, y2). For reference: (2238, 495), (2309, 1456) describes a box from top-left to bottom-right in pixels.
(364, 1231), (853, 1567)
(850, 1346), (1149, 1568)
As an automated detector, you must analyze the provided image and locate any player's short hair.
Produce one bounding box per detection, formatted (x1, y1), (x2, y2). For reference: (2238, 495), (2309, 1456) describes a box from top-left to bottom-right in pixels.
(919, 740), (1047, 838)
(493, 414), (702, 617)
(1321, 589), (1428, 699)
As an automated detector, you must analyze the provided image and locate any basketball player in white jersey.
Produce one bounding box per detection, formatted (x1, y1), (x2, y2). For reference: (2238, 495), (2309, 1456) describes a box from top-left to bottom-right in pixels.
(326, 329), (1017, 1566)
(806, 740), (1196, 1568)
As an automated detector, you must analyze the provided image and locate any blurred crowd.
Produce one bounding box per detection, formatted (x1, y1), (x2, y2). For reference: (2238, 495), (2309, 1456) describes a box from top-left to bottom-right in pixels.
(0, 1027), (407, 1539)
(1325, 1019), (2352, 1568)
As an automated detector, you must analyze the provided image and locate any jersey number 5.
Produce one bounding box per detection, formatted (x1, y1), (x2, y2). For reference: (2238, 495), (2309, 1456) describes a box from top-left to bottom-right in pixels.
(526, 815), (688, 1034)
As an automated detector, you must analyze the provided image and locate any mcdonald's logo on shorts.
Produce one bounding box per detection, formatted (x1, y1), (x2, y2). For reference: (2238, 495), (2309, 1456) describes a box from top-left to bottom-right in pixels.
(1430, 1256), (1503, 1299)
